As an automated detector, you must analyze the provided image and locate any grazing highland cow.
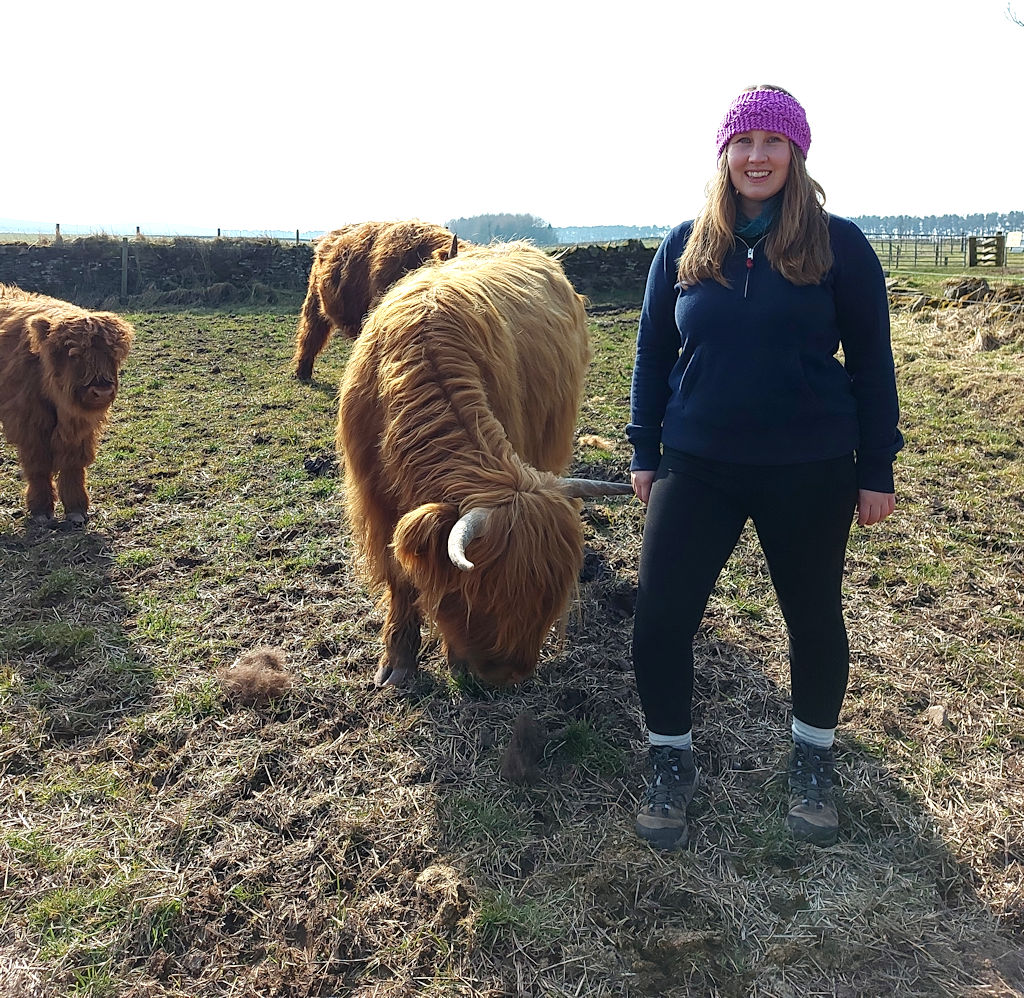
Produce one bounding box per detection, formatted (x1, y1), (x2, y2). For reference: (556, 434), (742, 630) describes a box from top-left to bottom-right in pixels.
(0, 285), (134, 524)
(292, 219), (461, 380)
(337, 242), (632, 688)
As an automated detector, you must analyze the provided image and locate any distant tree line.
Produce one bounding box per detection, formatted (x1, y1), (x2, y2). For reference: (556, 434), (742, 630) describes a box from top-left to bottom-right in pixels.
(555, 225), (671, 244)
(446, 213), (558, 245)
(446, 212), (1022, 247)
(847, 211), (1023, 236)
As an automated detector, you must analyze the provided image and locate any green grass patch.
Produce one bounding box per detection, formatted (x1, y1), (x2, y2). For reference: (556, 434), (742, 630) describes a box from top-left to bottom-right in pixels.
(0, 621), (97, 657)
(473, 887), (562, 948)
(554, 720), (628, 776)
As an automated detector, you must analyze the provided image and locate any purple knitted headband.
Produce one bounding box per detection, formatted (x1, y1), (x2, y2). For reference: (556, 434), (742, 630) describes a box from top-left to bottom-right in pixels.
(716, 88), (811, 159)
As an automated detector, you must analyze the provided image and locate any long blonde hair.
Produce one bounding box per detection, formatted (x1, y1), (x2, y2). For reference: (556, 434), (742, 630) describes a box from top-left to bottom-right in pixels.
(677, 86), (832, 288)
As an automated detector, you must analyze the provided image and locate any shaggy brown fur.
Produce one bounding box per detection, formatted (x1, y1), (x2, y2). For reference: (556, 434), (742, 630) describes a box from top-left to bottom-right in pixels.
(218, 646), (292, 707)
(292, 219), (461, 380)
(0, 285), (134, 523)
(337, 242), (592, 688)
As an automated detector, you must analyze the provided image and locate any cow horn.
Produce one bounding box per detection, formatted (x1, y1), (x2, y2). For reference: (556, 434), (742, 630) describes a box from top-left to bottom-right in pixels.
(448, 233), (458, 259)
(448, 507), (490, 571)
(556, 478), (635, 499)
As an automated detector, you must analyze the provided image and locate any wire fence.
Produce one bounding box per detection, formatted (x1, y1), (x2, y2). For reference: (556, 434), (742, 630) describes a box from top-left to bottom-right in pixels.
(4, 226), (1023, 277)
(864, 232), (1023, 272)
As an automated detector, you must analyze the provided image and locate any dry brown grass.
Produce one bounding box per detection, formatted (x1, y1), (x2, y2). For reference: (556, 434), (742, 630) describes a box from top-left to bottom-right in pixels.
(0, 300), (1022, 997)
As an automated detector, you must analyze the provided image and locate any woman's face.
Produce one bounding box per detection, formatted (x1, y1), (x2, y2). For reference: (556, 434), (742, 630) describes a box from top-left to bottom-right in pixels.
(726, 130), (791, 217)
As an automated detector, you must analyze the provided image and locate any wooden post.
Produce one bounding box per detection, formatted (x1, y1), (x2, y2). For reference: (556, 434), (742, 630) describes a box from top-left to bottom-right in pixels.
(217, 228), (221, 238)
(295, 229), (300, 244)
(120, 237), (129, 302)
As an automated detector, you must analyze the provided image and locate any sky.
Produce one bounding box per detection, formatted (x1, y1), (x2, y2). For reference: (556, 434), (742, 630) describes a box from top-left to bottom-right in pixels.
(5, 0), (1022, 235)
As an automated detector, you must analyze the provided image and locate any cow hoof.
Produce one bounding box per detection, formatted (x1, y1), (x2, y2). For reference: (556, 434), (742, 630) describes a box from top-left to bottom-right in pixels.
(66, 512), (87, 527)
(29, 512), (56, 528)
(374, 664), (416, 688)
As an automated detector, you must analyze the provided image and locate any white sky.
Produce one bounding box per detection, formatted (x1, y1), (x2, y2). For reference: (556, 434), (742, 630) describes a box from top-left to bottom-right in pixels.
(6, 0), (1022, 233)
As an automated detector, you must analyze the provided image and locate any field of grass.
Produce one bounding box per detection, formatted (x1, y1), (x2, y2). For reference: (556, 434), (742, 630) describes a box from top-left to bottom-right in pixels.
(1, 292), (1022, 997)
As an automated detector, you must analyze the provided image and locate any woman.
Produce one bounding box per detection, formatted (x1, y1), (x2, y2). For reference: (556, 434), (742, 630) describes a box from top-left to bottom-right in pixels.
(627, 85), (902, 850)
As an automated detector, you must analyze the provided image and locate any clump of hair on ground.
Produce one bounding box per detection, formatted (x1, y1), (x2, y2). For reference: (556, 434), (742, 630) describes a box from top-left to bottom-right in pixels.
(217, 646), (292, 707)
(578, 434), (616, 451)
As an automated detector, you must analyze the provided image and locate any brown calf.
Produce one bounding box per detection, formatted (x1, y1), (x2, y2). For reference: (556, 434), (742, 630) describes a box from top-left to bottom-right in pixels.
(0, 285), (134, 524)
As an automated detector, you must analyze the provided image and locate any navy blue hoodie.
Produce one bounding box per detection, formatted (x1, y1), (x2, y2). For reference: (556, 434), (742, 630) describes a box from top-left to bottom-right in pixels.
(626, 215), (903, 493)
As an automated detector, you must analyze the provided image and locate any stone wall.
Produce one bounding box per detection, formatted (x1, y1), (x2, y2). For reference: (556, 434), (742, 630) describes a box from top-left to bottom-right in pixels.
(0, 235), (655, 308)
(556, 239), (655, 300)
(0, 237), (314, 309)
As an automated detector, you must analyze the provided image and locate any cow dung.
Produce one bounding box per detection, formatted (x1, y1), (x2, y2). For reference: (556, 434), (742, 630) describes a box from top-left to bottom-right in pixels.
(499, 711), (548, 785)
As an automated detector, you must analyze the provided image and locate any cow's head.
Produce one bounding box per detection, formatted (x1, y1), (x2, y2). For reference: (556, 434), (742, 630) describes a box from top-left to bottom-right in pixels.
(392, 490), (581, 685)
(392, 477), (632, 685)
(29, 311), (134, 411)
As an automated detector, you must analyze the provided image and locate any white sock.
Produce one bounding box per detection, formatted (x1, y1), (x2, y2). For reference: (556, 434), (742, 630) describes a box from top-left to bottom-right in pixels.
(792, 718), (835, 749)
(649, 730), (692, 751)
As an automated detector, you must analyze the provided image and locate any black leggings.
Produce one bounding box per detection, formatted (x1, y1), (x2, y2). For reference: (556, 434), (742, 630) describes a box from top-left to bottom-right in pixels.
(633, 449), (858, 736)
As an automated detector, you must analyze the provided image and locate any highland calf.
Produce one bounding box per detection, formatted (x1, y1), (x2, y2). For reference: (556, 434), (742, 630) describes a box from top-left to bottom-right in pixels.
(337, 242), (631, 688)
(292, 219), (460, 380)
(0, 285), (134, 524)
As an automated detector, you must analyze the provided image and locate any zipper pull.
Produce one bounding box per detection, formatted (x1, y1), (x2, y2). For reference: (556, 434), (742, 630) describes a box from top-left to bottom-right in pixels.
(744, 246), (754, 298)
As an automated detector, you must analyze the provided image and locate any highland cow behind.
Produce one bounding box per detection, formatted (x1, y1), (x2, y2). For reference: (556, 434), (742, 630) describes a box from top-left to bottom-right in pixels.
(0, 285), (134, 524)
(337, 242), (632, 688)
(292, 219), (460, 380)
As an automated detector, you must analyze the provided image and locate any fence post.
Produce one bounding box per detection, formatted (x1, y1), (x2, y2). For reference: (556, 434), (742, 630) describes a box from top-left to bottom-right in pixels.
(295, 229), (300, 244)
(120, 237), (129, 303)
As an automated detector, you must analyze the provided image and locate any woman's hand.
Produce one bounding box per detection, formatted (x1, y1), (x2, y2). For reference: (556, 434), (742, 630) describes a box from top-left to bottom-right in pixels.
(857, 489), (895, 526)
(631, 470), (656, 506)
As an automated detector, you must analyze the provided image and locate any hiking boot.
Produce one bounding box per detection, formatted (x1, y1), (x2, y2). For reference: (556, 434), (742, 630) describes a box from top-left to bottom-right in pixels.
(635, 745), (699, 850)
(787, 740), (839, 846)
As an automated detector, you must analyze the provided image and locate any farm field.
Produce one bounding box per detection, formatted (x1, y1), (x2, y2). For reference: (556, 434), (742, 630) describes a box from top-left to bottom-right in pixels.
(1, 296), (1023, 997)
